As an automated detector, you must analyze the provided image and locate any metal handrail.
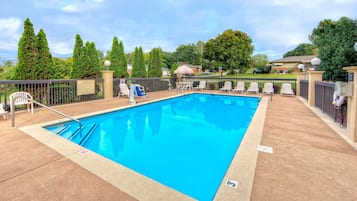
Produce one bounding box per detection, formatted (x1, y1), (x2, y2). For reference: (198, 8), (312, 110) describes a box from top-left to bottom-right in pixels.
(11, 97), (82, 128)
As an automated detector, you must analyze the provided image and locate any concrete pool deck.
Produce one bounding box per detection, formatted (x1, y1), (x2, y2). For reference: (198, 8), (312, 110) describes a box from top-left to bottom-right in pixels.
(0, 90), (356, 200)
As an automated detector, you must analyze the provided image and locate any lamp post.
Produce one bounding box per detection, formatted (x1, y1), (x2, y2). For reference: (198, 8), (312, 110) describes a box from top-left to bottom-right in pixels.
(298, 63), (304, 72)
(104, 60), (111, 70)
(311, 57), (321, 71)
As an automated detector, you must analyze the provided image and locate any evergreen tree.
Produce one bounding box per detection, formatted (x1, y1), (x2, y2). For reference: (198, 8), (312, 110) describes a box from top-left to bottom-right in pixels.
(71, 34), (85, 78)
(86, 42), (100, 78)
(14, 18), (37, 80)
(131, 47), (146, 77)
(35, 29), (53, 79)
(109, 36), (121, 78)
(118, 41), (129, 78)
(148, 48), (162, 77)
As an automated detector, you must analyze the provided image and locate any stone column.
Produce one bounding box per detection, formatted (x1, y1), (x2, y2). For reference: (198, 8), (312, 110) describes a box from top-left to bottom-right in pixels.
(296, 72), (306, 96)
(343, 66), (357, 142)
(307, 71), (324, 106)
(102, 70), (114, 99)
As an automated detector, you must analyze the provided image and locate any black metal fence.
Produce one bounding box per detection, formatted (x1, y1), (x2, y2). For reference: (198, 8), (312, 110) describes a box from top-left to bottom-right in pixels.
(300, 80), (309, 100)
(315, 81), (346, 126)
(113, 77), (175, 96)
(0, 79), (104, 108)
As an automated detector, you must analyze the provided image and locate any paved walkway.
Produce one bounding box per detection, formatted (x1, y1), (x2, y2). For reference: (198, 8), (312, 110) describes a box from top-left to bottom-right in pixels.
(0, 91), (356, 200)
(251, 96), (357, 201)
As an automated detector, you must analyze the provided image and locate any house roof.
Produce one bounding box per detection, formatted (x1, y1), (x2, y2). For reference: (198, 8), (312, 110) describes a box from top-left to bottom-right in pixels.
(270, 55), (317, 64)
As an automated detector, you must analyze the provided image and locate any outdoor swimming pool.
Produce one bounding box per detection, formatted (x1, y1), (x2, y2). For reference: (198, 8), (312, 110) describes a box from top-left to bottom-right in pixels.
(45, 93), (259, 200)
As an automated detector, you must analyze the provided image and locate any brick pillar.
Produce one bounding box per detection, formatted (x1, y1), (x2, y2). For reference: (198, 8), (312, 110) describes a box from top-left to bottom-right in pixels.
(296, 72), (306, 96)
(307, 71), (324, 106)
(102, 70), (114, 99)
(343, 66), (357, 142)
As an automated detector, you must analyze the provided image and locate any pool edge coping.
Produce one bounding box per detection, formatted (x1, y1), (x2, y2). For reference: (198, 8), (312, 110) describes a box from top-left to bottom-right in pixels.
(19, 93), (268, 201)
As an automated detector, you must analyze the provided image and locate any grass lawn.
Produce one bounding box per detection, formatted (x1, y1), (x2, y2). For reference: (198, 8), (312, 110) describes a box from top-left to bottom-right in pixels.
(225, 73), (297, 79)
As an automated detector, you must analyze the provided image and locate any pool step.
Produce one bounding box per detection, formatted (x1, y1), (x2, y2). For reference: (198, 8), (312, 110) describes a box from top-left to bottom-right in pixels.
(69, 123), (97, 145)
(58, 125), (82, 139)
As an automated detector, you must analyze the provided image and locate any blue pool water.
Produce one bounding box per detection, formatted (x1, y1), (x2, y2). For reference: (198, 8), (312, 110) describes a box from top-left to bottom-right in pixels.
(45, 94), (259, 200)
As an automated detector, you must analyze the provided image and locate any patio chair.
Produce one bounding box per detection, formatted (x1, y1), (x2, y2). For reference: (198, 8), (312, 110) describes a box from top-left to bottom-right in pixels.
(134, 84), (149, 98)
(262, 82), (274, 95)
(9, 92), (34, 114)
(0, 103), (8, 120)
(232, 81), (245, 93)
(247, 82), (259, 93)
(194, 80), (206, 91)
(118, 83), (130, 97)
(280, 83), (294, 96)
(220, 81), (232, 92)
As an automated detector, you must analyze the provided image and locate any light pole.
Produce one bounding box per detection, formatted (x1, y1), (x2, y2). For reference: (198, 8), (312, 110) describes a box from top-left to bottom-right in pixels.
(298, 63), (304, 72)
(104, 60), (111, 70)
(311, 57), (321, 71)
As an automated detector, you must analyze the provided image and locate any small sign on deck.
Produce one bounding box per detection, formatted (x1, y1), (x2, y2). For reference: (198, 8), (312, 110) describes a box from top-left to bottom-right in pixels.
(256, 145), (273, 154)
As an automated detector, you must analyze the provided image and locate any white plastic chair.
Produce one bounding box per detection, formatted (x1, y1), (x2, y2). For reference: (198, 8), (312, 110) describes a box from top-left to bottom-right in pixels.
(194, 80), (206, 91)
(0, 103), (8, 119)
(233, 81), (245, 93)
(118, 83), (130, 97)
(280, 83), (294, 96)
(247, 82), (259, 93)
(9, 92), (34, 114)
(262, 82), (274, 95)
(220, 81), (232, 92)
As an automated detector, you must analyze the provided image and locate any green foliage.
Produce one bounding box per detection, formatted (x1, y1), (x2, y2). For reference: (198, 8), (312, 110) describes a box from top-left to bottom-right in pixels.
(35, 29), (53, 79)
(85, 42), (100, 78)
(131, 47), (146, 78)
(252, 54), (269, 71)
(0, 61), (15, 80)
(173, 44), (201, 65)
(52, 57), (72, 79)
(14, 18), (38, 80)
(283, 43), (317, 57)
(148, 48), (163, 77)
(71, 34), (85, 78)
(118, 41), (129, 78)
(14, 18), (55, 80)
(203, 29), (254, 73)
(310, 17), (357, 81)
(162, 51), (176, 69)
(109, 36), (121, 78)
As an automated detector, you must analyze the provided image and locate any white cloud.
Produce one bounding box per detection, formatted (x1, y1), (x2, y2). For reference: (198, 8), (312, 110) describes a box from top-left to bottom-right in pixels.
(0, 41), (18, 51)
(0, 17), (21, 39)
(60, 0), (105, 13)
(49, 40), (73, 55)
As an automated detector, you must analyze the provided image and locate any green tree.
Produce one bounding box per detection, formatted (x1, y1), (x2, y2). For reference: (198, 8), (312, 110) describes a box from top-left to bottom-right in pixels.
(310, 17), (357, 81)
(109, 36), (121, 78)
(0, 61), (15, 80)
(252, 54), (269, 71)
(283, 43), (317, 57)
(196, 40), (205, 65)
(71, 34), (85, 78)
(52, 57), (72, 79)
(203, 29), (254, 73)
(35, 29), (53, 79)
(14, 18), (37, 80)
(131, 47), (146, 78)
(118, 41), (129, 78)
(85, 42), (100, 78)
(148, 48), (163, 77)
(173, 44), (201, 65)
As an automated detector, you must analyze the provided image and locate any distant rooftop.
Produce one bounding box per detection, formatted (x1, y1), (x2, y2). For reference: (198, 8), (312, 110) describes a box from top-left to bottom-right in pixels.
(270, 55), (317, 63)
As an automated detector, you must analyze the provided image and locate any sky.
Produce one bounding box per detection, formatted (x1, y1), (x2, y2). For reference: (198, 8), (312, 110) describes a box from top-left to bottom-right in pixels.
(0, 0), (356, 64)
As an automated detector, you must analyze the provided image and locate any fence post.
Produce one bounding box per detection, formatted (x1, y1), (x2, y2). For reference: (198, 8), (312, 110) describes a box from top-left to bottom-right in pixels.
(343, 66), (357, 142)
(307, 71), (324, 106)
(296, 72), (306, 96)
(102, 70), (114, 99)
